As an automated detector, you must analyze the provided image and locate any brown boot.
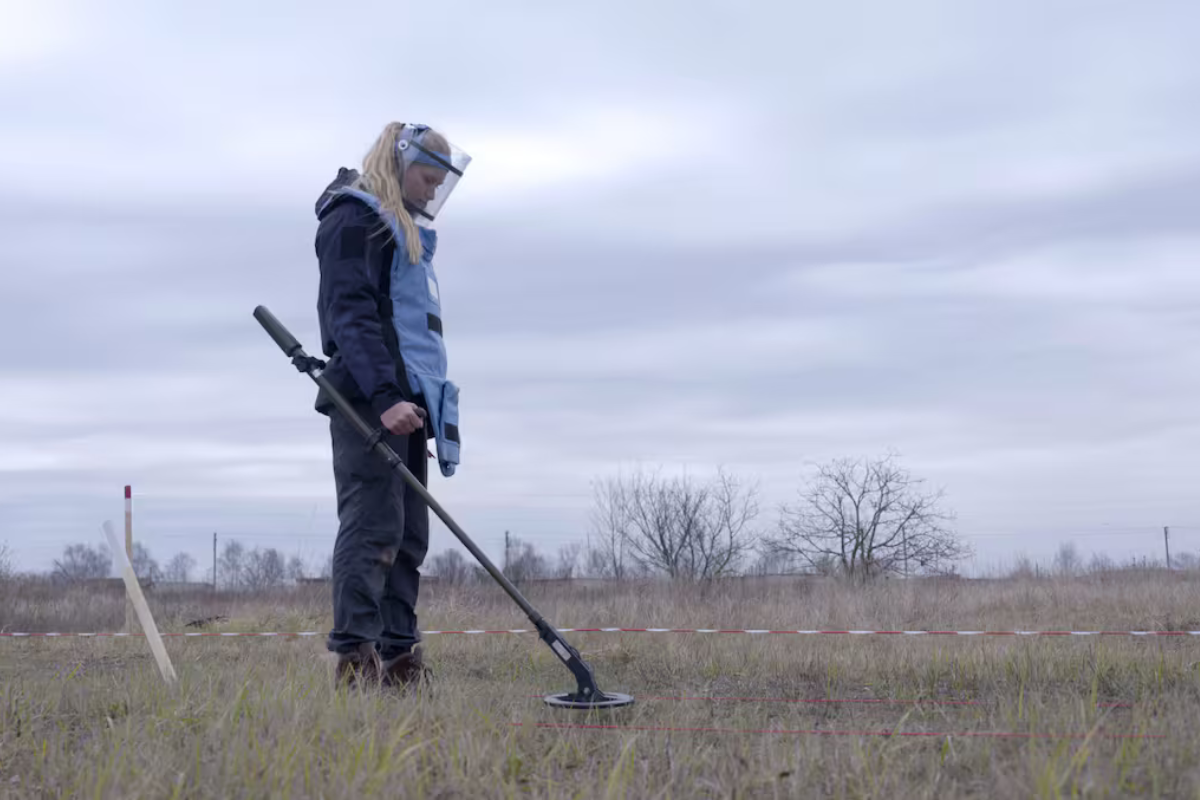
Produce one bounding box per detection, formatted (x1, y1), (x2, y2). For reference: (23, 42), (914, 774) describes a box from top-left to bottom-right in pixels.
(334, 642), (383, 689)
(381, 646), (432, 691)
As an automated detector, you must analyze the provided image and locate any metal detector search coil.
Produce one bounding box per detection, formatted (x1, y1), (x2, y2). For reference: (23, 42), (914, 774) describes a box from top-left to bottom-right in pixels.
(252, 305), (633, 711)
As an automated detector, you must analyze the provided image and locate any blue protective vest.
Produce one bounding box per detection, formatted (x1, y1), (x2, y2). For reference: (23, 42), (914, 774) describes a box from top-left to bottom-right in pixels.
(322, 186), (460, 477)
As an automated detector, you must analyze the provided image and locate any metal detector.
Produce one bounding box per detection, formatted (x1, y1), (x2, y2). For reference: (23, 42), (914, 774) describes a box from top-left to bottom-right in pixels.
(253, 305), (633, 710)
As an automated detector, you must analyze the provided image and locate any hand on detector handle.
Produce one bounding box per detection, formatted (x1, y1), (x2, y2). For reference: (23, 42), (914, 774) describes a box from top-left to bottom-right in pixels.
(380, 401), (426, 436)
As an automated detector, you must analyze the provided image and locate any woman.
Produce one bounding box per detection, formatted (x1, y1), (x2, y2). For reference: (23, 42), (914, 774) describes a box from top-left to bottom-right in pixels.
(312, 121), (470, 689)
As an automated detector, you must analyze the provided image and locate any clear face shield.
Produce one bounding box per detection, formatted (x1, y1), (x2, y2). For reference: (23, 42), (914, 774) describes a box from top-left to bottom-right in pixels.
(395, 124), (471, 225)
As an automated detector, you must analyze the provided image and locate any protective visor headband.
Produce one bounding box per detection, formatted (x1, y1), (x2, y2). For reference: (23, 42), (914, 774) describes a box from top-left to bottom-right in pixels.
(395, 124), (471, 223)
(403, 138), (463, 175)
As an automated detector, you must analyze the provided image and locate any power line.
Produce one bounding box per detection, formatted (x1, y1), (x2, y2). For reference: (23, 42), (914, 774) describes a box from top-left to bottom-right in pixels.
(963, 529), (1179, 539)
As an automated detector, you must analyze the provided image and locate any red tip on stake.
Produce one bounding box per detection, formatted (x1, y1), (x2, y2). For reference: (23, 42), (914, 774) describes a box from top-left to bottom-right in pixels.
(125, 485), (131, 499)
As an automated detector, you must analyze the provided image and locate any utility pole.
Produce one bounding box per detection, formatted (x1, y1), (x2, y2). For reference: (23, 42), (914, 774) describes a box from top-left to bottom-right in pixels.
(213, 532), (218, 591)
(504, 530), (511, 574)
(1164, 526), (1171, 570)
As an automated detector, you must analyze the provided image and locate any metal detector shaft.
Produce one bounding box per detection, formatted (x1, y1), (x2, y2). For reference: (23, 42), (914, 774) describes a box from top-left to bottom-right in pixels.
(253, 305), (624, 705)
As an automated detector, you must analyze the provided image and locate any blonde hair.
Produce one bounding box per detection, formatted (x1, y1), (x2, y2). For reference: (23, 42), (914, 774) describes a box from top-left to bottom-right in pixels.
(355, 121), (451, 264)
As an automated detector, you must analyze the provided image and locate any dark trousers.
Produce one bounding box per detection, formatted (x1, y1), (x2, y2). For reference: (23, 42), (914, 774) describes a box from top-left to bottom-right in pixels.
(326, 404), (430, 661)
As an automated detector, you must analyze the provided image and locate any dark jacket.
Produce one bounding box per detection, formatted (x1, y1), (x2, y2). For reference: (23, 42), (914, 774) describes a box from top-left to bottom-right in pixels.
(312, 168), (417, 420)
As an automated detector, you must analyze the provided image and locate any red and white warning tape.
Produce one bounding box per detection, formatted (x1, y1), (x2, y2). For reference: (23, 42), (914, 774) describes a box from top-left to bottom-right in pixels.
(3, 627), (1200, 638)
(426, 627), (1200, 636)
(509, 721), (1165, 740)
(537, 694), (1135, 709)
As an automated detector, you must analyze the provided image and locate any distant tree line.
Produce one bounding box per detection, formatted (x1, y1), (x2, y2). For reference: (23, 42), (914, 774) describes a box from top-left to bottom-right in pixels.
(27, 538), (328, 592)
(1003, 541), (1198, 579)
(428, 453), (975, 585)
(5, 454), (976, 589)
(10, 453), (1193, 592)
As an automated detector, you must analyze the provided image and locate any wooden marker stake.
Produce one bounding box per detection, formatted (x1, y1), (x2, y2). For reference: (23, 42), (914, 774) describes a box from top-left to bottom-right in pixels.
(124, 485), (135, 633)
(103, 520), (177, 686)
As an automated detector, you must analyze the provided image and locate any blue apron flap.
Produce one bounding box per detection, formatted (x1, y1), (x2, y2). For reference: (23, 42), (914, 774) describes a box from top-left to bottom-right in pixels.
(437, 380), (460, 477)
(414, 373), (460, 478)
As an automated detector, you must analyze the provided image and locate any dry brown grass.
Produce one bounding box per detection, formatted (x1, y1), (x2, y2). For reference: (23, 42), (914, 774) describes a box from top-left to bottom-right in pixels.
(2, 571), (1200, 798)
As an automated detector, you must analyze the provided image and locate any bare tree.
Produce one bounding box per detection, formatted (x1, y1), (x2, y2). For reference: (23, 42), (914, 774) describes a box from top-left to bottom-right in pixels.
(286, 555), (306, 583)
(585, 478), (634, 580)
(1172, 552), (1200, 571)
(764, 454), (968, 582)
(130, 542), (162, 584)
(694, 468), (760, 579)
(1007, 553), (1038, 579)
(164, 552), (197, 583)
(744, 545), (806, 577)
(1087, 551), (1116, 575)
(217, 540), (246, 590)
(243, 547), (287, 590)
(503, 536), (549, 585)
(0, 543), (12, 581)
(1053, 541), (1081, 577)
(427, 548), (471, 585)
(554, 542), (583, 580)
(621, 469), (688, 578)
(589, 466), (760, 581)
(809, 552), (842, 577)
(583, 542), (626, 580)
(744, 550), (771, 577)
(52, 543), (111, 582)
(214, 540), (286, 591)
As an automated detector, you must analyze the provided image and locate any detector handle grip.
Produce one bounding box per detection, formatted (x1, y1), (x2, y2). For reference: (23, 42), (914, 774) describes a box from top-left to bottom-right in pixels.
(253, 305), (302, 357)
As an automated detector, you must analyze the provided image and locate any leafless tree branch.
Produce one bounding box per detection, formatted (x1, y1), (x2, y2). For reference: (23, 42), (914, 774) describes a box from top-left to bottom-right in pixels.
(588, 465), (761, 580)
(764, 453), (969, 582)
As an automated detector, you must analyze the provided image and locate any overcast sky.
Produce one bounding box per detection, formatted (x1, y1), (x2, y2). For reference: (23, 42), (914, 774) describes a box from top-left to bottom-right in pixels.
(2, 0), (1199, 579)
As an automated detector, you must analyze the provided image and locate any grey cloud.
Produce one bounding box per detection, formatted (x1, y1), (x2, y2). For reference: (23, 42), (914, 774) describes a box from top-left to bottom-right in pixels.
(3, 0), (1200, 577)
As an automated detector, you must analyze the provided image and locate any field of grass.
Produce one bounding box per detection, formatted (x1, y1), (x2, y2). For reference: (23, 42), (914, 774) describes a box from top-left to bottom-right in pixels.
(3, 571), (1200, 798)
